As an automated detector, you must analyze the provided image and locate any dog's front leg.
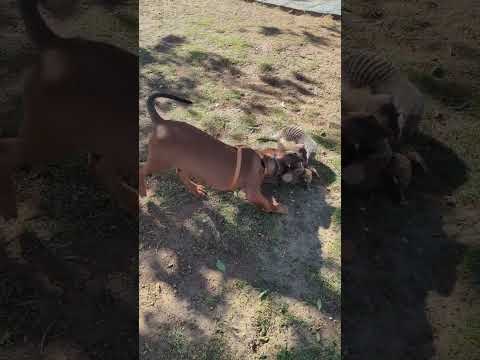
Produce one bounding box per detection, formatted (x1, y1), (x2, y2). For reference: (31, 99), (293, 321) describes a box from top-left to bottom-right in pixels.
(177, 169), (207, 197)
(245, 187), (288, 214)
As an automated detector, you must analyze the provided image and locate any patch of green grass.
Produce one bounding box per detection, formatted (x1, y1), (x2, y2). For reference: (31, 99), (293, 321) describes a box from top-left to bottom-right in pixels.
(233, 279), (249, 290)
(206, 295), (221, 307)
(216, 202), (238, 225)
(153, 172), (188, 208)
(168, 105), (200, 124)
(205, 34), (252, 62)
(168, 328), (188, 356)
(276, 344), (340, 360)
(255, 298), (275, 336)
(223, 89), (244, 101)
(209, 193), (282, 249)
(306, 265), (341, 313)
(188, 17), (216, 33)
(200, 336), (230, 360)
(268, 108), (289, 127)
(324, 233), (341, 265)
(259, 62), (274, 73)
(279, 306), (308, 329)
(187, 49), (211, 63)
(201, 114), (228, 138)
(211, 34), (251, 51)
(332, 207), (341, 228)
(239, 114), (259, 128)
(311, 131), (340, 153)
(314, 157), (339, 189)
(409, 70), (474, 107)
(228, 113), (260, 142)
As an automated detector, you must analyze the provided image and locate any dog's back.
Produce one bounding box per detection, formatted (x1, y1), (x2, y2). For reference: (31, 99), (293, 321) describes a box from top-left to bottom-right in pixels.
(19, 0), (138, 162)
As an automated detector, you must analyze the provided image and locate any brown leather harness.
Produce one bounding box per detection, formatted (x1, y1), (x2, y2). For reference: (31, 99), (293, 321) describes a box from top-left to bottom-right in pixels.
(229, 145), (276, 190)
(228, 146), (244, 190)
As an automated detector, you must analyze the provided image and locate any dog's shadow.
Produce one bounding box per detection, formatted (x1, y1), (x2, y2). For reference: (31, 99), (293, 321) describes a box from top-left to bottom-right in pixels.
(342, 133), (468, 359)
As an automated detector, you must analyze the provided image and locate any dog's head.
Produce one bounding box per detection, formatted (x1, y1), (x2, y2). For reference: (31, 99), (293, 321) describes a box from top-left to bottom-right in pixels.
(278, 140), (308, 166)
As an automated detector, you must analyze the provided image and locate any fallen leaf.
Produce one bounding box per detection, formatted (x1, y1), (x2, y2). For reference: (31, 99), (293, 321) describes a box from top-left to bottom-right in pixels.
(216, 260), (226, 273)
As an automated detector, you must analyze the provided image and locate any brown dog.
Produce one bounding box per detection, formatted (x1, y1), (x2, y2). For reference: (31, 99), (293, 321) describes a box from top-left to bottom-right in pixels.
(139, 93), (288, 214)
(0, 0), (138, 219)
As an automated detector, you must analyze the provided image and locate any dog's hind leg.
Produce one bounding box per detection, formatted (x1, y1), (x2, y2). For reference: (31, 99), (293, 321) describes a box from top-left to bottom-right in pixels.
(177, 169), (207, 197)
(94, 158), (138, 217)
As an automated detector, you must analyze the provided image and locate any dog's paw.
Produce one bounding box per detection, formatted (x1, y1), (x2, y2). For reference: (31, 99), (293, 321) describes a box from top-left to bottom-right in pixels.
(274, 203), (289, 215)
(194, 185), (207, 197)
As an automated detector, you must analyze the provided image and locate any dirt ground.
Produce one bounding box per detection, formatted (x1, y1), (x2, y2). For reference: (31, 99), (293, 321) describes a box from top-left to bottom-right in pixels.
(1, 1), (138, 359)
(139, 0), (341, 359)
(343, 1), (480, 359)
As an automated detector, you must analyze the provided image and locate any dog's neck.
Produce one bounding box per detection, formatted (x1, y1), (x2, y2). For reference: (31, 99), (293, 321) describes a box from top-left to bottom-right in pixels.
(263, 155), (283, 177)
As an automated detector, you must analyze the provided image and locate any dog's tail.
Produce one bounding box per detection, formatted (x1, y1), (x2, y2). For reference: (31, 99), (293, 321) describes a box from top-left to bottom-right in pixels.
(18, 0), (60, 48)
(147, 92), (193, 124)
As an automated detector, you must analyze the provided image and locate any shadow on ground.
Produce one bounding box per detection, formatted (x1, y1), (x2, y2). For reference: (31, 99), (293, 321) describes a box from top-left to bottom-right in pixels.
(1, 159), (138, 360)
(342, 134), (469, 359)
(139, 169), (338, 358)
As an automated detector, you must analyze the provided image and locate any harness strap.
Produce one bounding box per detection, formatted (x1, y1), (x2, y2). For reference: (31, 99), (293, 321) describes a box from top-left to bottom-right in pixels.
(229, 146), (243, 189)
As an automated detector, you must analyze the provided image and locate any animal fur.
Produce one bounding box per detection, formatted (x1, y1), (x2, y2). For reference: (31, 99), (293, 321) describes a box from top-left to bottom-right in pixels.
(343, 50), (424, 142)
(0, 0), (138, 219)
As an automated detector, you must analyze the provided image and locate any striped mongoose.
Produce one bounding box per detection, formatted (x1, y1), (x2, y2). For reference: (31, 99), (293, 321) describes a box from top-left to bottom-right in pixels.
(343, 50), (424, 142)
(258, 126), (318, 165)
